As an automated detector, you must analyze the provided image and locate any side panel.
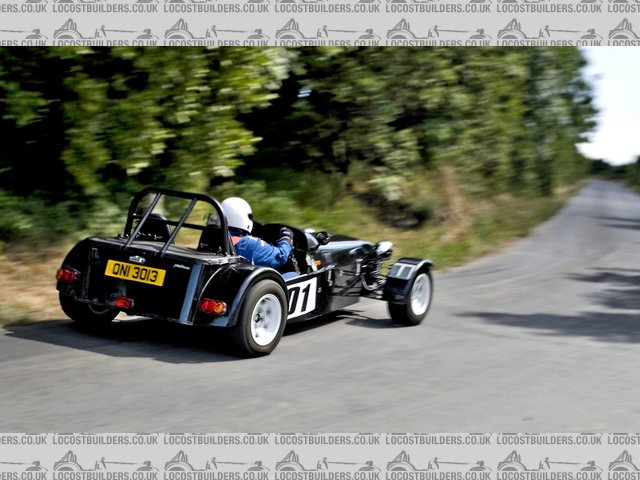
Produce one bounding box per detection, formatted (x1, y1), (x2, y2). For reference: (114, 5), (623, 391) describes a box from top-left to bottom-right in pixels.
(284, 271), (332, 323)
(316, 240), (373, 308)
(287, 276), (318, 319)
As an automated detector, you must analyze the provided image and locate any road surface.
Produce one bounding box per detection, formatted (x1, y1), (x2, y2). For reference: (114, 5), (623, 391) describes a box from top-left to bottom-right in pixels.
(1, 180), (639, 431)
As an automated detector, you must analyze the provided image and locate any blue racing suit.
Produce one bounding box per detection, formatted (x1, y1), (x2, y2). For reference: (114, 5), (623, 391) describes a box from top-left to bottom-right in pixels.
(231, 231), (292, 269)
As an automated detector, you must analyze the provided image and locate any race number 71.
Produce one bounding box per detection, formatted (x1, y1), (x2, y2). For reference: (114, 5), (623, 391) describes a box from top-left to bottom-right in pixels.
(287, 277), (317, 319)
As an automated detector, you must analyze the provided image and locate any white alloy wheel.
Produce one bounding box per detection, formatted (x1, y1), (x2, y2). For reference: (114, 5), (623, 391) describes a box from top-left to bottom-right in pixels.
(250, 293), (282, 346)
(410, 273), (431, 316)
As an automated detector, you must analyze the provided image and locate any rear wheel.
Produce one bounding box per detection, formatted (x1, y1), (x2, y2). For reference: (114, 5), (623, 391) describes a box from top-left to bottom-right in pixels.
(389, 270), (433, 326)
(59, 292), (118, 326)
(230, 280), (287, 357)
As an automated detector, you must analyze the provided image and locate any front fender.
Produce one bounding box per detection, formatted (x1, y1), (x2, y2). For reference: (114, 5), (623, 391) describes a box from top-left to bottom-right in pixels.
(193, 264), (288, 327)
(383, 257), (433, 304)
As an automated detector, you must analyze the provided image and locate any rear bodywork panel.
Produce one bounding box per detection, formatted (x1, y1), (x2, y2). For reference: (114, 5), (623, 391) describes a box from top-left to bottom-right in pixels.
(57, 237), (286, 327)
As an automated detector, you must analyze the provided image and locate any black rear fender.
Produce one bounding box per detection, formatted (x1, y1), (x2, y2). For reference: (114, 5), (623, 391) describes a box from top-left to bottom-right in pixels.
(384, 258), (433, 304)
(193, 265), (288, 327)
(56, 239), (92, 298)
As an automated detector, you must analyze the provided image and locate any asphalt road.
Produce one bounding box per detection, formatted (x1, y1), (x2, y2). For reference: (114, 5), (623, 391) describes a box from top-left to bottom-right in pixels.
(1, 180), (640, 431)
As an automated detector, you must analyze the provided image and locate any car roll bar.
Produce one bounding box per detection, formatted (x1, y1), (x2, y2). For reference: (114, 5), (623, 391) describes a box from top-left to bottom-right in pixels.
(122, 187), (232, 256)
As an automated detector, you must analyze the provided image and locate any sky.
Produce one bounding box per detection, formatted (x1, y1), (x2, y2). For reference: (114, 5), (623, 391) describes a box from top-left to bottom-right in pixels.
(577, 47), (640, 166)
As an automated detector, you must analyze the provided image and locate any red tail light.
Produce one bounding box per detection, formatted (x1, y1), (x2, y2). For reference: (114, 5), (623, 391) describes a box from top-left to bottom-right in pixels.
(198, 298), (227, 315)
(56, 268), (78, 284)
(113, 296), (134, 310)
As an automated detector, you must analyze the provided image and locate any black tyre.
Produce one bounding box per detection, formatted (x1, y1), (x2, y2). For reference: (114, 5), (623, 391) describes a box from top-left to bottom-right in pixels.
(389, 270), (433, 326)
(230, 279), (287, 357)
(59, 292), (118, 326)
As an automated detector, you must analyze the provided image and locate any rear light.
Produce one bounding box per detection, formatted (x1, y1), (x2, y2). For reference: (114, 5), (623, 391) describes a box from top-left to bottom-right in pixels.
(56, 268), (78, 284)
(113, 296), (134, 310)
(198, 298), (227, 315)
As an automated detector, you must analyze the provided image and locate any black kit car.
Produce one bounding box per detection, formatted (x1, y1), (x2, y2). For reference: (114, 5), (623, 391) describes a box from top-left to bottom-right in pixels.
(56, 188), (434, 357)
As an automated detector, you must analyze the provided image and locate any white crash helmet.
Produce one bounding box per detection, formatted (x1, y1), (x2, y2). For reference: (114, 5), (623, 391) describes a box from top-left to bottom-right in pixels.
(221, 197), (253, 233)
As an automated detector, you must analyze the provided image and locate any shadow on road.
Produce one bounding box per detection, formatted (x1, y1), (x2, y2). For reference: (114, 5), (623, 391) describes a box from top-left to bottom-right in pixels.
(3, 318), (243, 363)
(283, 311), (345, 336)
(568, 268), (640, 287)
(3, 310), (371, 362)
(461, 267), (640, 343)
(343, 313), (396, 329)
(594, 288), (640, 311)
(592, 215), (640, 231)
(461, 310), (640, 343)
(285, 305), (393, 332)
(570, 268), (640, 311)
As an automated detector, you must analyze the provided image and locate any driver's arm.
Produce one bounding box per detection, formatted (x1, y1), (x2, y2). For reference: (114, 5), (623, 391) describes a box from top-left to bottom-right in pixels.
(235, 235), (292, 268)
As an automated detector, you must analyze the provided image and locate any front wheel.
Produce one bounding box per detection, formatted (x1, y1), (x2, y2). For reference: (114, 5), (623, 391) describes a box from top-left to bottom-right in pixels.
(59, 292), (118, 326)
(389, 270), (433, 326)
(230, 280), (287, 357)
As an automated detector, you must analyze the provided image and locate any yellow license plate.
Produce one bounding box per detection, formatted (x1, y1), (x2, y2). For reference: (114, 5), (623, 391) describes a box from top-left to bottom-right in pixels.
(104, 260), (166, 287)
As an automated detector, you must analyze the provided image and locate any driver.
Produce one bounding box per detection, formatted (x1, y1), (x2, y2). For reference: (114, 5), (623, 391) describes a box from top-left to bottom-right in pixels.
(221, 197), (293, 269)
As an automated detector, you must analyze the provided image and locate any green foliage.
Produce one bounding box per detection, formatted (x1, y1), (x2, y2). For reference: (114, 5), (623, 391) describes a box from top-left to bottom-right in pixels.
(0, 47), (597, 244)
(589, 156), (640, 189)
(629, 157), (640, 187)
(247, 47), (596, 202)
(0, 47), (292, 241)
